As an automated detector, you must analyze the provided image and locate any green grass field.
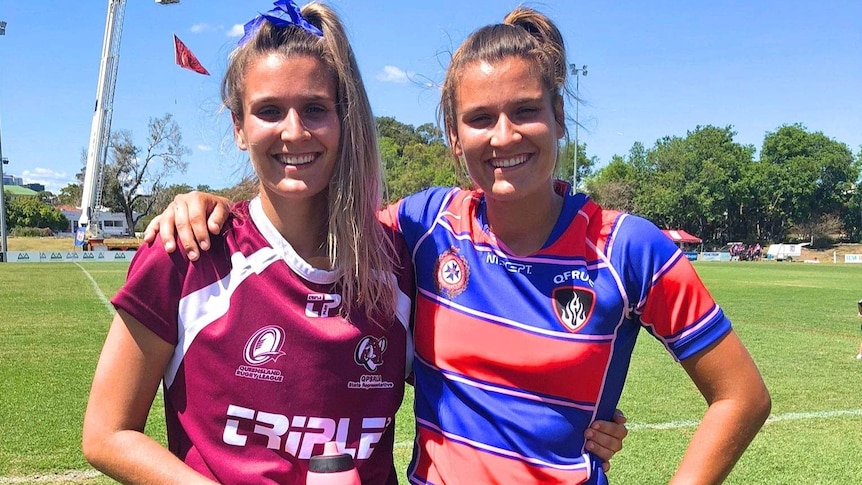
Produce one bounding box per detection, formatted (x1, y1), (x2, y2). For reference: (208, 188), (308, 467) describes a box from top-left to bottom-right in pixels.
(1, 261), (861, 484)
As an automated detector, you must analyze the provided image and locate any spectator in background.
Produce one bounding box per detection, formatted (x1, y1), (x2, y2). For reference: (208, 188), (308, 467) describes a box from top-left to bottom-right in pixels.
(857, 299), (862, 360)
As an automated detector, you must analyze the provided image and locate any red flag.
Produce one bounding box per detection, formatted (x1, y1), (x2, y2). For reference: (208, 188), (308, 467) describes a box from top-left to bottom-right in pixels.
(174, 34), (210, 76)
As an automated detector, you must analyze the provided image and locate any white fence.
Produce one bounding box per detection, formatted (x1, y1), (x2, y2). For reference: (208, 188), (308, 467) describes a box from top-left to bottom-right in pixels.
(5, 251), (136, 263)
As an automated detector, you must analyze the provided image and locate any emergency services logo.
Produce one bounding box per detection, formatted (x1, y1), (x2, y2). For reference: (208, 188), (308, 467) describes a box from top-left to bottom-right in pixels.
(236, 325), (286, 382)
(349, 335), (395, 390)
(435, 247), (469, 299)
(552, 287), (596, 333)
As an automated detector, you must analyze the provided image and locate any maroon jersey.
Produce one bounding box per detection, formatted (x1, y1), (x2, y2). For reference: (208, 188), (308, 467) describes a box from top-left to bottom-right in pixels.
(112, 197), (414, 485)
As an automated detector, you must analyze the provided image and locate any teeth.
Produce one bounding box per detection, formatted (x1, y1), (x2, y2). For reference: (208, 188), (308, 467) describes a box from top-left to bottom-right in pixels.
(490, 154), (528, 168)
(275, 154), (315, 165)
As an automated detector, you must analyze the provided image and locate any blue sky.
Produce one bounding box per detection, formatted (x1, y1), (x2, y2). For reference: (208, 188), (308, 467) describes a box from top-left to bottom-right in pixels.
(0, 1), (860, 194)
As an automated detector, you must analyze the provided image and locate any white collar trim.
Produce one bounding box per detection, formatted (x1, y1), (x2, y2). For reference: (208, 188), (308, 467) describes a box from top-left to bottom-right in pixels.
(248, 196), (339, 285)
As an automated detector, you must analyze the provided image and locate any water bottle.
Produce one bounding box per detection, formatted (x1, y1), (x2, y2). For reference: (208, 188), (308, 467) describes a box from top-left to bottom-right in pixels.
(306, 441), (361, 485)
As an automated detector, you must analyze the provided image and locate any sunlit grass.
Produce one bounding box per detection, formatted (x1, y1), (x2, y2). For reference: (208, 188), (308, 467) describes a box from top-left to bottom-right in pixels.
(1, 261), (861, 483)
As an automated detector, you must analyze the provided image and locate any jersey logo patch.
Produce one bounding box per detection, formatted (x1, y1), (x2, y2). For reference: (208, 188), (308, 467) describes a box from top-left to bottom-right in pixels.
(244, 325), (287, 366)
(236, 325), (286, 382)
(354, 335), (387, 372)
(306, 292), (342, 317)
(350, 336), (396, 390)
(435, 247), (469, 299)
(552, 287), (596, 333)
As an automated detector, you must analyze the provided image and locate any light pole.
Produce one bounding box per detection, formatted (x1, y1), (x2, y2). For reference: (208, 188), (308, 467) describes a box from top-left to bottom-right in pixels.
(0, 156), (7, 263)
(569, 64), (587, 191)
(0, 20), (7, 262)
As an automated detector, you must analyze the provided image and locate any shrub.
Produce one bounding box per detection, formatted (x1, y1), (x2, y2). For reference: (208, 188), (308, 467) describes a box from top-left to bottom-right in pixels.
(9, 227), (54, 237)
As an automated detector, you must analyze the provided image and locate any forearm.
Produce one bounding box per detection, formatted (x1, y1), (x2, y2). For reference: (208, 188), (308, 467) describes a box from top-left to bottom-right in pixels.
(673, 331), (771, 485)
(85, 430), (217, 485)
(669, 396), (769, 485)
(83, 313), (218, 484)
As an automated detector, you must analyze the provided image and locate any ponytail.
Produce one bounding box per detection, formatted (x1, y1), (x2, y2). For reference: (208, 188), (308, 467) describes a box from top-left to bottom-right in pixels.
(222, 2), (397, 321)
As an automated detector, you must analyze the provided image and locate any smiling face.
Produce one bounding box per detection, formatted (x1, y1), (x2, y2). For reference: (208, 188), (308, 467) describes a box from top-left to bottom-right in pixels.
(449, 56), (564, 203)
(234, 53), (341, 208)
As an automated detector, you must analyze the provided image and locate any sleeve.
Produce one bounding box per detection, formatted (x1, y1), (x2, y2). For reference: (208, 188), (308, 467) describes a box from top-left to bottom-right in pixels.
(617, 215), (731, 361)
(110, 238), (189, 345)
(378, 200), (405, 234)
(388, 228), (417, 383)
(377, 187), (456, 252)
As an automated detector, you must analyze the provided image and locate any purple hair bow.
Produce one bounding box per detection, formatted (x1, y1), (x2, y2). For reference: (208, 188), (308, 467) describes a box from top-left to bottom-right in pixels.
(238, 0), (323, 46)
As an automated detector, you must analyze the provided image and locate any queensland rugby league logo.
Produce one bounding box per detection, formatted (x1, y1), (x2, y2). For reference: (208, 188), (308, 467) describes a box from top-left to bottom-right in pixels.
(435, 247), (469, 299)
(243, 325), (286, 366)
(236, 325), (286, 382)
(552, 287), (595, 333)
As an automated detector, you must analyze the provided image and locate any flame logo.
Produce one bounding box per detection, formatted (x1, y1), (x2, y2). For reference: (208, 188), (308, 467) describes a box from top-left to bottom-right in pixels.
(560, 293), (587, 330)
(553, 287), (594, 333)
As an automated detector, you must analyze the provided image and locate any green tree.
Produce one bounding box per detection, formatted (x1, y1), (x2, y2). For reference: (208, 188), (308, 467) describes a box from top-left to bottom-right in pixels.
(584, 142), (654, 214)
(57, 183), (82, 206)
(6, 196), (68, 232)
(377, 117), (467, 201)
(36, 191), (57, 205)
(556, 140), (596, 189)
(758, 124), (857, 243)
(101, 114), (190, 233)
(386, 142), (461, 202)
(415, 123), (444, 145)
(843, 148), (862, 242)
(584, 154), (637, 212)
(376, 116), (420, 154)
(216, 177), (258, 202)
(379, 137), (401, 174)
(634, 126), (753, 244)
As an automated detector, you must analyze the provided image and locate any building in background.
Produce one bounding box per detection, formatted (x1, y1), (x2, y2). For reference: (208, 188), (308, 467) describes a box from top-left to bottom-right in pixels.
(2, 174), (23, 186)
(56, 205), (135, 237)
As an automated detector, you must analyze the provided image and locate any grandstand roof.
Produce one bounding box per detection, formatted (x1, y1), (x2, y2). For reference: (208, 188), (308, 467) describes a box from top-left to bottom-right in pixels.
(3, 185), (38, 196)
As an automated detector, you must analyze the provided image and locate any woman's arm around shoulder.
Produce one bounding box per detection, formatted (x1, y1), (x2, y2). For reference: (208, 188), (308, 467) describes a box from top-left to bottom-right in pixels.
(143, 191), (233, 261)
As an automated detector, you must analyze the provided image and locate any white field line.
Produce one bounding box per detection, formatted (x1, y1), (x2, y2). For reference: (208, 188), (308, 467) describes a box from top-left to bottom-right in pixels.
(393, 407), (862, 445)
(627, 408), (862, 431)
(0, 470), (101, 484)
(2, 408), (860, 482)
(74, 263), (114, 317)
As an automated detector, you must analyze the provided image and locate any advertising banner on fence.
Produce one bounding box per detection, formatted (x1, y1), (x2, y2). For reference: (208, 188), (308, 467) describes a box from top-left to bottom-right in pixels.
(701, 252), (732, 262)
(5, 251), (136, 263)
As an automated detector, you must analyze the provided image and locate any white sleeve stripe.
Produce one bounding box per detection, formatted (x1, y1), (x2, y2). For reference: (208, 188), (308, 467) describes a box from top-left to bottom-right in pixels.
(165, 248), (282, 388)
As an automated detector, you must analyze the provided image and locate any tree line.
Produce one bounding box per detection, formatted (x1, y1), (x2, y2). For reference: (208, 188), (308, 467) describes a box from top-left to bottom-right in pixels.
(8, 115), (861, 249)
(586, 124), (861, 248)
(374, 118), (862, 249)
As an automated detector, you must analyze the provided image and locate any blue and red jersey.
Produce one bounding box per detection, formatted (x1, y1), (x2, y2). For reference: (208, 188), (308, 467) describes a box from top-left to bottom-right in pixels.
(380, 182), (730, 484)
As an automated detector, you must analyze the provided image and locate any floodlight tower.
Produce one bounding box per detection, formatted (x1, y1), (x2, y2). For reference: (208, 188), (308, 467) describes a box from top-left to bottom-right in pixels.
(78, 0), (179, 247)
(569, 64), (587, 191)
(0, 20), (7, 261)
